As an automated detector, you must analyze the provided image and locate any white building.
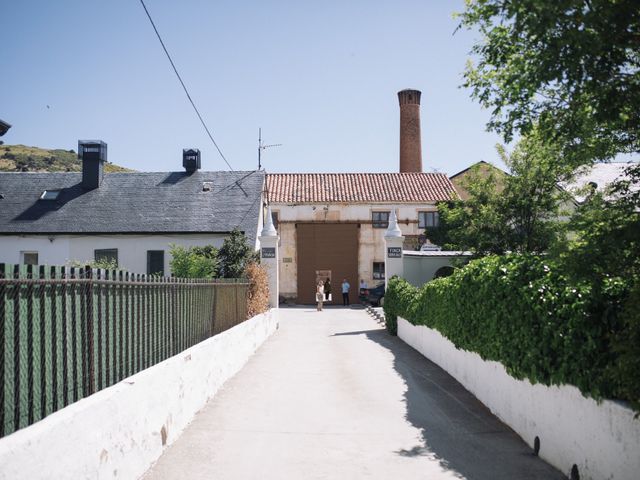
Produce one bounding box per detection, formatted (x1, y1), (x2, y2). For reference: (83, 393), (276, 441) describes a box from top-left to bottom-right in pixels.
(266, 172), (457, 303)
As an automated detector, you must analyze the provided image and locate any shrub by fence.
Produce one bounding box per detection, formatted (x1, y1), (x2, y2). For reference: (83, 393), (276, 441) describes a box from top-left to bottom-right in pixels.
(384, 254), (637, 410)
(0, 263), (249, 438)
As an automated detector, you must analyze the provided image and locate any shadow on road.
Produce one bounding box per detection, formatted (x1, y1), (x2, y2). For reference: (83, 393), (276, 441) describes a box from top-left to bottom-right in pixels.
(332, 328), (566, 480)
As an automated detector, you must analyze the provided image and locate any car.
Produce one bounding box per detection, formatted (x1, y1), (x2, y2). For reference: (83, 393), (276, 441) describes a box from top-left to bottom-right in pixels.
(366, 282), (385, 307)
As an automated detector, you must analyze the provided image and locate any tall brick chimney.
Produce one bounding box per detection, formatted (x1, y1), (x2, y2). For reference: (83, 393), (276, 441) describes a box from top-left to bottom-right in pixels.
(398, 89), (422, 173)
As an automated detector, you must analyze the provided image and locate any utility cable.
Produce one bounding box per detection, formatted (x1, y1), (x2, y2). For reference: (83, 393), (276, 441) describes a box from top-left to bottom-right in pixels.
(139, 0), (234, 171)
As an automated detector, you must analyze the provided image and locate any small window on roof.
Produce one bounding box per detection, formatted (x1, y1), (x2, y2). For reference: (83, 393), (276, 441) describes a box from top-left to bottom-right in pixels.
(40, 190), (61, 200)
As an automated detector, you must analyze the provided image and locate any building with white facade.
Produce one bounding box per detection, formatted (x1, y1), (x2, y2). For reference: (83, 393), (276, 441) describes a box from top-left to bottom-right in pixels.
(0, 142), (265, 274)
(266, 172), (457, 303)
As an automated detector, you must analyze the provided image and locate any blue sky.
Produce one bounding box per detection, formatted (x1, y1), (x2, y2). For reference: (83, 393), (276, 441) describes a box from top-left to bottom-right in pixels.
(0, 0), (506, 175)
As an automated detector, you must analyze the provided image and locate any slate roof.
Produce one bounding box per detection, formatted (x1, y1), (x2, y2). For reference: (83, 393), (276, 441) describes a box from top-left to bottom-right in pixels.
(0, 170), (265, 245)
(266, 173), (457, 203)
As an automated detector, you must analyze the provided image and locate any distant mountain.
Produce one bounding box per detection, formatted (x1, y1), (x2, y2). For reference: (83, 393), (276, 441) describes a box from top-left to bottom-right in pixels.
(0, 144), (134, 172)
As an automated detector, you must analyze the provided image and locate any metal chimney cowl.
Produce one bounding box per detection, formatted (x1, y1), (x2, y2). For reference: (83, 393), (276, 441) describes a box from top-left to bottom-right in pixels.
(78, 140), (107, 190)
(183, 149), (201, 174)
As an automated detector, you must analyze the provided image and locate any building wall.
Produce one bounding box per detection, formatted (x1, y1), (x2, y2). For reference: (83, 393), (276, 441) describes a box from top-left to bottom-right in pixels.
(272, 202), (437, 300)
(402, 253), (461, 287)
(0, 233), (230, 274)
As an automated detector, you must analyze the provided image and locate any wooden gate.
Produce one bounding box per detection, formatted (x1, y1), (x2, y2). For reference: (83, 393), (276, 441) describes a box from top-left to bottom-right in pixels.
(296, 223), (359, 304)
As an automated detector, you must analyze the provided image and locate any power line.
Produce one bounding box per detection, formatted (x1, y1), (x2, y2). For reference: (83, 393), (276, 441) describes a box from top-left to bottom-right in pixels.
(139, 0), (234, 171)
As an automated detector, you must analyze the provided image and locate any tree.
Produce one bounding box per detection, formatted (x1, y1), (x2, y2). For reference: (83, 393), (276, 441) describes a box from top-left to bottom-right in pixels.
(559, 163), (640, 283)
(217, 228), (257, 278)
(497, 131), (572, 253)
(430, 131), (570, 255)
(429, 163), (510, 255)
(458, 0), (640, 166)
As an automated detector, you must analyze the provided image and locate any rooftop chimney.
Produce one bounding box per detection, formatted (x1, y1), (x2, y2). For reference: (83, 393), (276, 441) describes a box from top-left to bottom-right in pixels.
(78, 140), (107, 189)
(183, 148), (201, 174)
(398, 89), (422, 173)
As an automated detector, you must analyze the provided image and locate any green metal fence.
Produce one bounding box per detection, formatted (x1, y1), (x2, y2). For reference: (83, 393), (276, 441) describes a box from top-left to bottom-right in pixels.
(0, 263), (249, 438)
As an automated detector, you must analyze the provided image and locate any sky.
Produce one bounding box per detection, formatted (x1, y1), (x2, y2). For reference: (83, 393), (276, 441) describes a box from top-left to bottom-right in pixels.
(0, 0), (507, 175)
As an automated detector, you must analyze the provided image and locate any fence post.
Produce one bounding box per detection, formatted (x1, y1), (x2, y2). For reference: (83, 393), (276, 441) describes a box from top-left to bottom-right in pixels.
(12, 264), (20, 431)
(50, 265), (57, 413)
(38, 265), (46, 420)
(84, 266), (95, 396)
(26, 264), (34, 426)
(259, 205), (279, 308)
(171, 277), (178, 356)
(0, 263), (5, 437)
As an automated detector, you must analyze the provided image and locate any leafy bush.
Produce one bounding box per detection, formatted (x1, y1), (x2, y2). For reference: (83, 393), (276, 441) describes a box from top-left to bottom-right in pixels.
(246, 262), (269, 318)
(169, 244), (219, 278)
(217, 229), (258, 278)
(385, 254), (637, 410)
(69, 258), (121, 271)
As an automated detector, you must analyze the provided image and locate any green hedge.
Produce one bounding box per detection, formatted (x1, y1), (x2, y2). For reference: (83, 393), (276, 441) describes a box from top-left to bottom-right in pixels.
(384, 254), (637, 409)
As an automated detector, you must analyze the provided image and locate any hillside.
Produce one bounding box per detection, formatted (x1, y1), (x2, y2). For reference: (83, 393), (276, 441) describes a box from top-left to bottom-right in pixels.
(0, 144), (134, 173)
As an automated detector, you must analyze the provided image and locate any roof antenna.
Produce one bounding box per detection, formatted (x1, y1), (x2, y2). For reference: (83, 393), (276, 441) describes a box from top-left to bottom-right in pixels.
(258, 128), (282, 170)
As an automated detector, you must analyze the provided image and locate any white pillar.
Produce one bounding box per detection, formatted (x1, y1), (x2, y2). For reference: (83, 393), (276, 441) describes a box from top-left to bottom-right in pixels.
(259, 206), (279, 308)
(384, 209), (405, 288)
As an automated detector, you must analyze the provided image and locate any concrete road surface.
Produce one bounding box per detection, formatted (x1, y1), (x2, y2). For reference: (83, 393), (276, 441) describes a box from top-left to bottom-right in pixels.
(143, 307), (565, 480)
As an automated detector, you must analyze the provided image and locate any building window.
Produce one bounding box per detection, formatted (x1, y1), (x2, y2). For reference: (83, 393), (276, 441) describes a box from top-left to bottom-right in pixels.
(373, 262), (385, 280)
(147, 250), (165, 276)
(94, 248), (118, 266)
(21, 251), (39, 265)
(271, 211), (279, 230)
(418, 211), (439, 229)
(372, 211), (390, 228)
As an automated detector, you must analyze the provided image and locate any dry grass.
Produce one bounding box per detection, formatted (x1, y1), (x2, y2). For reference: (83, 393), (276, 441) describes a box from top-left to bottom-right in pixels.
(246, 262), (270, 318)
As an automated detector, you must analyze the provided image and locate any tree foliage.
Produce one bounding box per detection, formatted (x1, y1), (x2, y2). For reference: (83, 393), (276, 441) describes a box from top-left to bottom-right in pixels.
(430, 131), (570, 255)
(559, 163), (640, 283)
(169, 244), (219, 279)
(384, 256), (638, 410)
(217, 228), (258, 278)
(459, 0), (640, 166)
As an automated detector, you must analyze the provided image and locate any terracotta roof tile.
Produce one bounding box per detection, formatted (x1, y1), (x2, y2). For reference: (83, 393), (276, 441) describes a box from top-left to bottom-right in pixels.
(266, 173), (457, 203)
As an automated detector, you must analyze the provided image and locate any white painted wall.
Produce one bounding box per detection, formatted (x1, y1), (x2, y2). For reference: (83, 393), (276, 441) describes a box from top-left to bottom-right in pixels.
(0, 234), (229, 274)
(272, 202), (437, 298)
(402, 253), (465, 287)
(0, 309), (279, 480)
(397, 317), (640, 480)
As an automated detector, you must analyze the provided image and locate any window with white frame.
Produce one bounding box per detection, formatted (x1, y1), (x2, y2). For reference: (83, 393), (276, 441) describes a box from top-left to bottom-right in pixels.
(418, 211), (439, 229)
(372, 211), (390, 228)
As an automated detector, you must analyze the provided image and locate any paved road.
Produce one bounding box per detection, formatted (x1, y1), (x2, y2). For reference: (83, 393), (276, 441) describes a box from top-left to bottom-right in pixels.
(143, 308), (565, 480)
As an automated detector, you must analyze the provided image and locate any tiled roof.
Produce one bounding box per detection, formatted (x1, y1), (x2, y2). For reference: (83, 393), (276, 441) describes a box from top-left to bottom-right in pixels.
(0, 170), (265, 245)
(266, 173), (457, 203)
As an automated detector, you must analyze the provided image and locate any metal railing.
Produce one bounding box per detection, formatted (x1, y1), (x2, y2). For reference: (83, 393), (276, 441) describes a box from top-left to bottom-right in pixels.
(0, 263), (249, 438)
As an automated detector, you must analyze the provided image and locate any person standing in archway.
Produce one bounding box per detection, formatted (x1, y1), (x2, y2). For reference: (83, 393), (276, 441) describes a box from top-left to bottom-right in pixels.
(324, 278), (331, 301)
(341, 278), (350, 306)
(316, 281), (325, 311)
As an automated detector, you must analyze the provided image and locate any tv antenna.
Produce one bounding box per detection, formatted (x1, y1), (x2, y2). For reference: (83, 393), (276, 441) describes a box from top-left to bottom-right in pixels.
(258, 128), (282, 170)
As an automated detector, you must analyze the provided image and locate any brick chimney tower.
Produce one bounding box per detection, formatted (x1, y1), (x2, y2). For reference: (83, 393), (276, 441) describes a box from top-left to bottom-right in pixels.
(398, 89), (422, 172)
